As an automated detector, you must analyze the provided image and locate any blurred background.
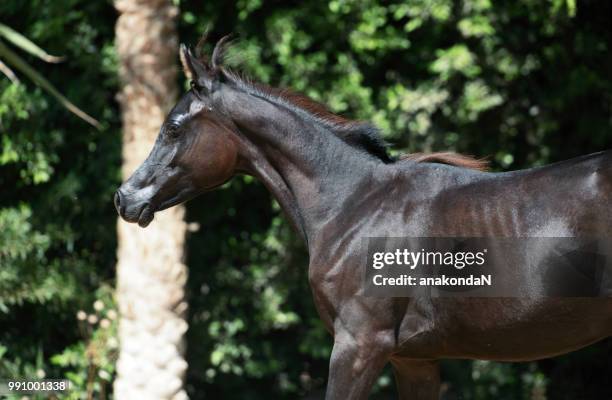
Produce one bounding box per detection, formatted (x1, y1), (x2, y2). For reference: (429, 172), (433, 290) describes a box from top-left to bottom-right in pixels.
(1, 0), (611, 399)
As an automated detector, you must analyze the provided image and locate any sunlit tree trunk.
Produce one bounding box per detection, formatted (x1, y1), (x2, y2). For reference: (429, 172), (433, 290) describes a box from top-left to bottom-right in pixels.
(113, 1), (189, 399)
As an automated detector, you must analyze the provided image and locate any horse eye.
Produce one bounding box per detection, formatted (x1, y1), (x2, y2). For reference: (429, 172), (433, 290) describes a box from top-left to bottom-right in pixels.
(165, 123), (181, 138)
(190, 81), (204, 92)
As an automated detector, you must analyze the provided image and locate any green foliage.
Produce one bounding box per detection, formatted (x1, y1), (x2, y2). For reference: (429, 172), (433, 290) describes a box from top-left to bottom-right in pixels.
(0, 23), (63, 63)
(51, 285), (118, 399)
(0, 23), (100, 127)
(0, 0), (119, 397)
(1, 0), (611, 399)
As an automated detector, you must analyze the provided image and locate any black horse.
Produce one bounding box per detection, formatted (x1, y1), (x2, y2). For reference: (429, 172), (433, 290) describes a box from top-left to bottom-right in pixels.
(115, 37), (612, 399)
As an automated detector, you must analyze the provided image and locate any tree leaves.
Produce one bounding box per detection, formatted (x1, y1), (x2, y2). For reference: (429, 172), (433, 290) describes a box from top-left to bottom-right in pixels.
(0, 24), (100, 128)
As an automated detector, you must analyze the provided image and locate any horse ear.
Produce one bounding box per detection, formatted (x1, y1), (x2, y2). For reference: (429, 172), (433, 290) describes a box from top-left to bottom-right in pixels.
(180, 44), (195, 80)
(211, 34), (233, 72)
(194, 29), (209, 59)
(180, 43), (213, 91)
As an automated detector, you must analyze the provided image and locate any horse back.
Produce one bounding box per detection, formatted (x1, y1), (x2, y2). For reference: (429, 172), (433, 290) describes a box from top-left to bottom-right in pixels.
(399, 150), (612, 237)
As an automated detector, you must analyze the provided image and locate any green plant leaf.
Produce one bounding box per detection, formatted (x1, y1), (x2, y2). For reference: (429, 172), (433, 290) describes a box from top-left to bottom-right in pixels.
(0, 23), (64, 63)
(0, 40), (100, 128)
(0, 58), (19, 83)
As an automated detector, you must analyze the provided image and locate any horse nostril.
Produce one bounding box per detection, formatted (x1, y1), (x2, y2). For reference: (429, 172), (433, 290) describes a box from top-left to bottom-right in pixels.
(114, 190), (122, 215)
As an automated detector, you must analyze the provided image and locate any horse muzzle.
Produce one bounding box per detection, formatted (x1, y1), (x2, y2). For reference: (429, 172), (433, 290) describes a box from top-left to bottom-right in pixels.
(114, 188), (156, 228)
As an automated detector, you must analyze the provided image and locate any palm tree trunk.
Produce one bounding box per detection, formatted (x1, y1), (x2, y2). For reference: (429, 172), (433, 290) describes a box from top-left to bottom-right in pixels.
(113, 1), (189, 399)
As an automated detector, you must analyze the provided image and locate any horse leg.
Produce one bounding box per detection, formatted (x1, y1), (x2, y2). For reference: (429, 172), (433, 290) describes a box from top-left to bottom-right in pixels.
(390, 358), (440, 400)
(324, 330), (391, 400)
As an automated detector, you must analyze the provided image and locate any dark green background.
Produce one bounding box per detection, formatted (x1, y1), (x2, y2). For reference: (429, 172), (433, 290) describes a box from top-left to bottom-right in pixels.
(1, 0), (611, 398)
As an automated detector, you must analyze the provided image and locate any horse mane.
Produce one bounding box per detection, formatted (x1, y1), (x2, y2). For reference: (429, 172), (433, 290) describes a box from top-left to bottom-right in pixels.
(193, 37), (487, 170)
(221, 69), (394, 162)
(400, 152), (489, 171)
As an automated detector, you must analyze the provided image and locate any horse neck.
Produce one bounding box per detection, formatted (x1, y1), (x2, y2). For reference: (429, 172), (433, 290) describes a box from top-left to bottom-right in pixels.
(217, 85), (380, 247)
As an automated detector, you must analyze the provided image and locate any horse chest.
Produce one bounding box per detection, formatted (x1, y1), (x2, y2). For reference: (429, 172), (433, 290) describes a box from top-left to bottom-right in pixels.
(307, 259), (349, 332)
(307, 242), (368, 329)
